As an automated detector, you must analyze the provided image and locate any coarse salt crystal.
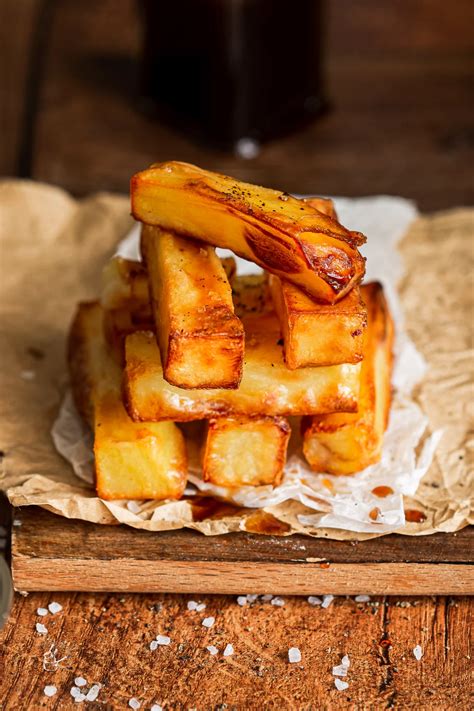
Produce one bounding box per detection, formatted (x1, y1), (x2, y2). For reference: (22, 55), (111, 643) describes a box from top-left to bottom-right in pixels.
(37, 607), (48, 616)
(70, 687), (80, 698)
(321, 594), (334, 609)
(126, 500), (141, 514)
(13, 519), (22, 527)
(183, 486), (196, 496)
(48, 602), (63, 614)
(288, 647), (302, 664)
(151, 705), (163, 711)
(156, 635), (171, 646)
(308, 596), (322, 606)
(196, 603), (206, 612)
(86, 684), (101, 702)
(413, 645), (423, 660)
(150, 640), (158, 651)
(75, 677), (87, 687)
(187, 600), (198, 610)
(246, 594), (258, 602)
(261, 594), (273, 601)
(43, 686), (57, 697)
(129, 698), (141, 710)
(74, 693), (86, 703)
(223, 644), (234, 657)
(271, 597), (285, 607)
(202, 617), (215, 628)
(335, 678), (349, 691)
(333, 653), (351, 676)
(236, 596), (247, 606)
(207, 645), (219, 655)
(355, 595), (371, 603)
(36, 623), (47, 635)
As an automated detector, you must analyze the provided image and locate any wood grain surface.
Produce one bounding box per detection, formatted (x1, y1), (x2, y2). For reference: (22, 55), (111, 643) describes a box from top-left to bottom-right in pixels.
(11, 509), (474, 595)
(0, 590), (472, 709)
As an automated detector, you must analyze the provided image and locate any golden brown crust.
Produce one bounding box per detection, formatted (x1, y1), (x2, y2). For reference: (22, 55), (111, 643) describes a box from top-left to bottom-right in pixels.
(131, 162), (366, 303)
(302, 282), (394, 475)
(141, 226), (245, 389)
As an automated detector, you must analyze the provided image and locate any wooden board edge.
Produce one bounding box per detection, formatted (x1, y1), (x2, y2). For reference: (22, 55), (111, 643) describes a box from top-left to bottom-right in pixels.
(11, 559), (474, 596)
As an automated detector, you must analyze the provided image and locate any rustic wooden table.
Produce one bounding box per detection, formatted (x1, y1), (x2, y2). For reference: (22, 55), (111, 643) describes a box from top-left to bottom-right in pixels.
(1, 1), (473, 708)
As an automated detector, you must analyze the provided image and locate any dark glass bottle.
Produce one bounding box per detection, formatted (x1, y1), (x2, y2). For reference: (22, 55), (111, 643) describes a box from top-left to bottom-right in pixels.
(138, 0), (325, 149)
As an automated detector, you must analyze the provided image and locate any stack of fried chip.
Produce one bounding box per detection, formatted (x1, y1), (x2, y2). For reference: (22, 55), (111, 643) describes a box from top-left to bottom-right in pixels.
(69, 162), (394, 501)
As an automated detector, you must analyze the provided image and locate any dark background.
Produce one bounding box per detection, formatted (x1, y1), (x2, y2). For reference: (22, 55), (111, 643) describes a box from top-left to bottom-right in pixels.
(1, 0), (473, 210)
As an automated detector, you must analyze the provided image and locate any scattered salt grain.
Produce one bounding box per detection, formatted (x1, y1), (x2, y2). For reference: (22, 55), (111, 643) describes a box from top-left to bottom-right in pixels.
(261, 594), (273, 602)
(183, 486), (196, 496)
(48, 601), (63, 614)
(236, 596), (247, 606)
(128, 698), (141, 710)
(196, 603), (206, 612)
(156, 635), (171, 646)
(355, 595), (371, 603)
(151, 706), (163, 711)
(321, 595), (334, 609)
(223, 644), (234, 657)
(202, 617), (215, 628)
(413, 645), (423, 660)
(37, 607), (48, 616)
(335, 678), (349, 691)
(333, 654), (351, 677)
(271, 597), (285, 607)
(35, 623), (48, 635)
(75, 677), (87, 687)
(13, 519), (22, 527)
(308, 596), (322, 606)
(86, 684), (101, 702)
(187, 600), (198, 610)
(288, 647), (302, 664)
(43, 686), (57, 697)
(246, 594), (258, 602)
(126, 501), (141, 514)
(207, 645), (219, 655)
(74, 693), (86, 703)
(150, 640), (158, 651)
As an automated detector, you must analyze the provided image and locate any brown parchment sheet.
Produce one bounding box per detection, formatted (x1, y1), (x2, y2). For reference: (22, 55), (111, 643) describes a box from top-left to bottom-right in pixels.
(1, 180), (473, 538)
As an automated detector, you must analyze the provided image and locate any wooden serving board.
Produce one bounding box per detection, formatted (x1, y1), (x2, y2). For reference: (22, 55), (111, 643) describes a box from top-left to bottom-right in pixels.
(10, 508), (474, 595)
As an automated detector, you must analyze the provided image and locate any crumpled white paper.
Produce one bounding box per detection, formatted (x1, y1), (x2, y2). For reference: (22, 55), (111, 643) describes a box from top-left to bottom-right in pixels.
(52, 196), (442, 533)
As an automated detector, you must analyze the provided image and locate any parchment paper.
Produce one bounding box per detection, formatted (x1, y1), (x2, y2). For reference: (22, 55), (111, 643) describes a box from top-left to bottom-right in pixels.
(1, 180), (472, 537)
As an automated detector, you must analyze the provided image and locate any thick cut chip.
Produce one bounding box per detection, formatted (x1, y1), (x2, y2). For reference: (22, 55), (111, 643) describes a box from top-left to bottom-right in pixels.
(202, 416), (291, 488)
(302, 282), (394, 475)
(141, 226), (244, 389)
(131, 161), (366, 303)
(101, 255), (236, 313)
(269, 275), (367, 368)
(123, 278), (362, 422)
(68, 302), (188, 500)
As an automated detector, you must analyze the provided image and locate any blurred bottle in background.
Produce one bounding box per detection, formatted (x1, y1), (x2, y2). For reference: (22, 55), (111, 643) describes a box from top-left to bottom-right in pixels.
(138, 0), (325, 153)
